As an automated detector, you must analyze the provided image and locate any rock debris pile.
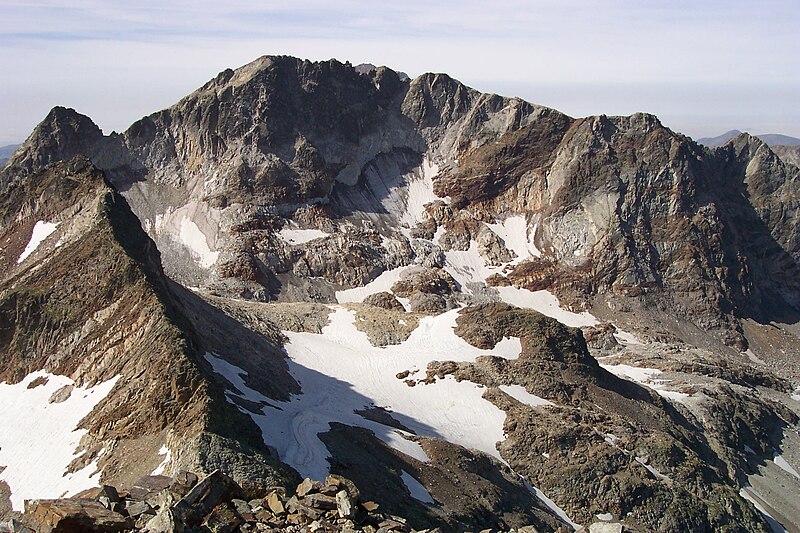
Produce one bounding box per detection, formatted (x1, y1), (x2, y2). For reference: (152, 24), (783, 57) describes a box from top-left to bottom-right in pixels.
(2, 470), (575, 533)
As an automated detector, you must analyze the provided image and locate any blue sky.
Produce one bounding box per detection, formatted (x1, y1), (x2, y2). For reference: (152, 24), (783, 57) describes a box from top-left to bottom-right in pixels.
(1, 0), (798, 145)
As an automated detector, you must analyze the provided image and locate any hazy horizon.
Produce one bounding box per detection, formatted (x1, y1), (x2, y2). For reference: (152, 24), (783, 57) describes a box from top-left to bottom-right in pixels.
(1, 1), (798, 145)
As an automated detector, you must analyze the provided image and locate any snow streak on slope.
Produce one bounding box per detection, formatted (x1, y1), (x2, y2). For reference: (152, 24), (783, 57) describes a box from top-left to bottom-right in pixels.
(0, 371), (120, 510)
(17, 220), (58, 263)
(335, 266), (412, 304)
(494, 286), (598, 328)
(600, 364), (690, 403)
(499, 385), (554, 407)
(400, 470), (434, 504)
(486, 216), (540, 262)
(278, 226), (330, 245)
(399, 158), (440, 228)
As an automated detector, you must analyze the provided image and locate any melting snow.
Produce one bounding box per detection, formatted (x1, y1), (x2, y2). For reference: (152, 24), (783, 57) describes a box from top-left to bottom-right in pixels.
(601, 364), (690, 404)
(151, 446), (171, 476)
(601, 364), (662, 383)
(400, 158), (440, 227)
(613, 330), (644, 345)
(335, 266), (411, 304)
(0, 371), (120, 510)
(279, 227), (330, 245)
(486, 216), (540, 262)
(17, 221), (59, 263)
(739, 487), (787, 533)
(494, 286), (599, 328)
(635, 456), (671, 482)
(773, 454), (800, 480)
(499, 385), (554, 407)
(444, 241), (499, 291)
(179, 217), (219, 268)
(400, 470), (434, 504)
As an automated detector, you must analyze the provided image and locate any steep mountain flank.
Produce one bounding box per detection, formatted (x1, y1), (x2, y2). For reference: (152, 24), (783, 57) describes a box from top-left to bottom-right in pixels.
(0, 156), (299, 516)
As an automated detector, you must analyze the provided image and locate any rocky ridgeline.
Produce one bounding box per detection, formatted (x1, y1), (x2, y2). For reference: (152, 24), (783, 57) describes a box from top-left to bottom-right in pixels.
(0, 470), (573, 533)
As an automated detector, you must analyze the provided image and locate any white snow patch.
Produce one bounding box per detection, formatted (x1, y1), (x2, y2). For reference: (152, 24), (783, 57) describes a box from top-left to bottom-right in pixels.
(335, 266), (411, 304)
(205, 306), (573, 525)
(486, 215), (540, 262)
(400, 470), (434, 504)
(17, 221), (59, 263)
(494, 286), (599, 328)
(635, 456), (671, 482)
(440, 237), (599, 329)
(601, 364), (662, 383)
(278, 227), (330, 245)
(596, 512), (614, 521)
(524, 480), (580, 530)
(613, 330), (644, 345)
(773, 454), (800, 480)
(203, 352), (265, 404)
(151, 446), (171, 476)
(0, 371), (120, 510)
(499, 385), (553, 407)
(601, 364), (689, 404)
(493, 337), (523, 359)
(178, 217), (219, 268)
(744, 444), (757, 455)
(208, 307), (519, 481)
(400, 158), (440, 227)
(739, 487), (787, 533)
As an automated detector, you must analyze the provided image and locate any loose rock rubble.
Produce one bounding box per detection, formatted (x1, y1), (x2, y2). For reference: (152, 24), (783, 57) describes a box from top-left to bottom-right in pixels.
(4, 470), (582, 533)
(1, 469), (605, 533)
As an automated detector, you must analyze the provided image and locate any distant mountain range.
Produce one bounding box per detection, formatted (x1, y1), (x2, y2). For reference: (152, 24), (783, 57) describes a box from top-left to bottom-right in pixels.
(697, 129), (800, 148)
(0, 144), (19, 167)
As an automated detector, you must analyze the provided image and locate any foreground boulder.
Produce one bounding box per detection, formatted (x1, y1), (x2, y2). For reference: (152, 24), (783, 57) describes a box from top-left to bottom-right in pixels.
(23, 499), (130, 533)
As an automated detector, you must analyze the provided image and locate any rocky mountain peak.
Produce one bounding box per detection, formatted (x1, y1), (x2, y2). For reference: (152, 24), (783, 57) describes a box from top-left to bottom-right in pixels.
(5, 107), (103, 175)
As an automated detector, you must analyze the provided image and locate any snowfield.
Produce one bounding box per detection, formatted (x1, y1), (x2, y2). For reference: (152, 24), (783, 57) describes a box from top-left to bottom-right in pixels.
(178, 216), (219, 268)
(17, 220), (59, 263)
(600, 363), (690, 403)
(486, 216), (541, 262)
(206, 305), (579, 526)
(278, 227), (330, 245)
(0, 371), (119, 510)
